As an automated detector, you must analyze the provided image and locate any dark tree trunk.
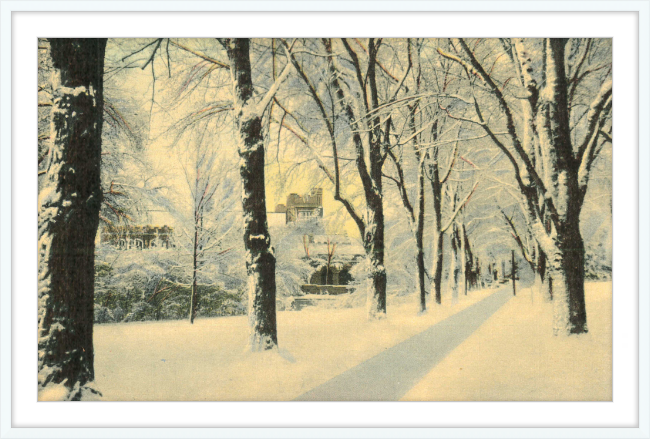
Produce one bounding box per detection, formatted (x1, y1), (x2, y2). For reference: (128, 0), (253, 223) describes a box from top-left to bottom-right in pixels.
(550, 213), (587, 334)
(510, 250), (517, 296)
(364, 173), (387, 319)
(406, 48), (428, 314)
(536, 39), (588, 334)
(415, 164), (426, 313)
(322, 38), (387, 320)
(460, 223), (467, 296)
(452, 38), (610, 335)
(38, 38), (107, 400)
(429, 156), (444, 305)
(536, 244), (553, 302)
(432, 231), (444, 304)
(189, 221), (199, 324)
(224, 38), (278, 350)
(460, 224), (472, 295)
(448, 222), (461, 304)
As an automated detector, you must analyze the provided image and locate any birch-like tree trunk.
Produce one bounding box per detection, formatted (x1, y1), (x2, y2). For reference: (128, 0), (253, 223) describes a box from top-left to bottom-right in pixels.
(224, 38), (278, 350)
(38, 38), (107, 400)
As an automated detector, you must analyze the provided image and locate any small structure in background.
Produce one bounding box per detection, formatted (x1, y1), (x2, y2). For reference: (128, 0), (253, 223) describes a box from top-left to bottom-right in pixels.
(99, 224), (174, 250)
(277, 188), (324, 224)
(98, 209), (176, 250)
(300, 234), (364, 295)
(269, 188), (366, 310)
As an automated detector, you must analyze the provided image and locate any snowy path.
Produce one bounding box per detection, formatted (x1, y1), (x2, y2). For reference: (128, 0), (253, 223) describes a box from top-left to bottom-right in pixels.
(294, 287), (512, 401)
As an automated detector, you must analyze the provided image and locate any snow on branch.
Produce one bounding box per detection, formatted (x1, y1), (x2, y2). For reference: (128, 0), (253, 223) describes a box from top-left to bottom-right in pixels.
(576, 79), (613, 165)
(442, 181), (479, 233)
(437, 48), (484, 82)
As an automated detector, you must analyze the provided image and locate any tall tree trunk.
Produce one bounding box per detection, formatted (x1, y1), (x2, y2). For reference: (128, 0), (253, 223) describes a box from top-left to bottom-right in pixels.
(429, 157), (444, 305)
(225, 38), (278, 350)
(535, 244), (553, 302)
(536, 38), (588, 334)
(460, 223), (468, 296)
(432, 231), (444, 304)
(189, 220), (199, 324)
(364, 187), (387, 319)
(322, 38), (387, 320)
(549, 214), (587, 334)
(448, 223), (461, 304)
(38, 38), (107, 400)
(510, 250), (517, 296)
(415, 162), (426, 313)
(406, 44), (428, 314)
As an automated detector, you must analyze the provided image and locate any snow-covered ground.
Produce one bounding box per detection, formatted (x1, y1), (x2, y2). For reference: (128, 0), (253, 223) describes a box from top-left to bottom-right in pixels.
(93, 282), (611, 401)
(401, 282), (612, 401)
(93, 288), (495, 401)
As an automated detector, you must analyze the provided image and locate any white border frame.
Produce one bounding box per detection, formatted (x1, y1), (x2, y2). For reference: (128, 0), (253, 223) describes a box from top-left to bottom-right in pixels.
(1, 2), (648, 438)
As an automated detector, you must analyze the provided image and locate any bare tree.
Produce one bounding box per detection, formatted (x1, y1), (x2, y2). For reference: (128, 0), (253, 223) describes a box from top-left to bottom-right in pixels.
(221, 38), (293, 350)
(38, 38), (107, 400)
(169, 123), (237, 323)
(438, 38), (611, 334)
(280, 38), (417, 319)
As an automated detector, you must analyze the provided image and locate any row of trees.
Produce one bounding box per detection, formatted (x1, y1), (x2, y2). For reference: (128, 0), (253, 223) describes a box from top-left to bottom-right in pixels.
(37, 37), (611, 400)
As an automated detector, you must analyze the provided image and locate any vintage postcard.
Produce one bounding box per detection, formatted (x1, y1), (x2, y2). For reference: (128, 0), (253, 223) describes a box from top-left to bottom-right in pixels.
(37, 38), (612, 401)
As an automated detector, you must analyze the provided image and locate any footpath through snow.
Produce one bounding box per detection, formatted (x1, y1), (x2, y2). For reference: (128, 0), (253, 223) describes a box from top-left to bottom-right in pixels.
(93, 282), (611, 401)
(94, 287), (497, 401)
(401, 281), (612, 401)
(295, 287), (511, 400)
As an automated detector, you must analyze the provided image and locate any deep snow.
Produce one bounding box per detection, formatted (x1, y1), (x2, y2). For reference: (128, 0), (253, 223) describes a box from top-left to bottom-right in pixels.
(401, 282), (612, 401)
(92, 288), (495, 401)
(88, 282), (611, 401)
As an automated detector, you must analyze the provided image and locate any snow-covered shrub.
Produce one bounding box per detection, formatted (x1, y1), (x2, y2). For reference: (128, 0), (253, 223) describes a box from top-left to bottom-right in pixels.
(197, 287), (246, 317)
(584, 242), (612, 280)
(584, 224), (612, 281)
(94, 304), (114, 324)
(94, 246), (247, 323)
(112, 305), (125, 322)
(348, 256), (369, 294)
(272, 218), (324, 298)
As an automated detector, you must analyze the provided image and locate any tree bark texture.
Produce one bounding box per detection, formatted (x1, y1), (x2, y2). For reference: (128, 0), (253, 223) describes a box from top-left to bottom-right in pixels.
(535, 244), (553, 302)
(323, 38), (387, 320)
(460, 223), (468, 296)
(225, 38), (278, 350)
(38, 38), (107, 399)
(536, 39), (588, 334)
(451, 38), (611, 335)
(448, 223), (461, 304)
(364, 189), (387, 319)
(429, 154), (444, 305)
(189, 221), (199, 324)
(415, 163), (426, 313)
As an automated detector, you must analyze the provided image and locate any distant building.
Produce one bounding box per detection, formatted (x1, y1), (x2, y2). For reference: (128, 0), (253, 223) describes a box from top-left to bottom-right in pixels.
(274, 188), (323, 224)
(98, 209), (176, 250)
(100, 224), (174, 250)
